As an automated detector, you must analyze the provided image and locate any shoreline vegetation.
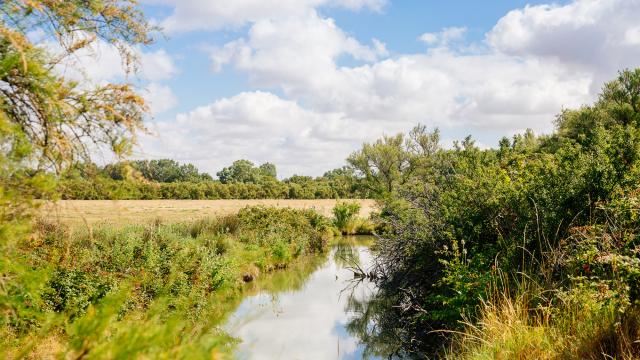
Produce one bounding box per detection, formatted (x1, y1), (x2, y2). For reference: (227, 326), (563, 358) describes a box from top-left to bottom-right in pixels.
(54, 159), (373, 200)
(351, 69), (640, 359)
(3, 205), (375, 358)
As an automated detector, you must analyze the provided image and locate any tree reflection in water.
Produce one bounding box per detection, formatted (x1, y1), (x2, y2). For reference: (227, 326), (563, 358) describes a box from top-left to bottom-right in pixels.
(338, 237), (407, 359)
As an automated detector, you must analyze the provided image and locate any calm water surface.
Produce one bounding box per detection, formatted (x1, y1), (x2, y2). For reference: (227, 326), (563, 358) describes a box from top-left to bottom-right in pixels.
(224, 237), (380, 360)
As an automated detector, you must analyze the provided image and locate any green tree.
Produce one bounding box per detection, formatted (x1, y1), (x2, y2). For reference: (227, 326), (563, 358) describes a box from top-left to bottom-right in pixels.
(0, 0), (153, 226)
(0, 0), (153, 354)
(348, 125), (440, 195)
(356, 69), (640, 356)
(259, 162), (277, 179)
(217, 159), (277, 184)
(128, 159), (212, 182)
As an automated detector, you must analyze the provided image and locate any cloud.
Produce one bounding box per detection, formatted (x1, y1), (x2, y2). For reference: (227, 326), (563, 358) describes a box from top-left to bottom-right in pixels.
(141, 0), (640, 176)
(144, 0), (387, 33)
(53, 39), (125, 83)
(210, 10), (386, 83)
(50, 39), (178, 85)
(140, 49), (179, 81)
(140, 91), (364, 176)
(419, 26), (467, 46)
(48, 39), (180, 117)
(208, 12), (592, 133)
(487, 0), (640, 87)
(144, 83), (178, 115)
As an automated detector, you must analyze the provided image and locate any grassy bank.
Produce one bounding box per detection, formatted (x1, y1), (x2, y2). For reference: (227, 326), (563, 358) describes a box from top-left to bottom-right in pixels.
(449, 285), (640, 359)
(447, 189), (640, 359)
(1, 206), (333, 359)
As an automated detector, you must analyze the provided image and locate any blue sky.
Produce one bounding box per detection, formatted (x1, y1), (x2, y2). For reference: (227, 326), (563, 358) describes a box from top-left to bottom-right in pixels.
(141, 0), (570, 119)
(71, 0), (640, 177)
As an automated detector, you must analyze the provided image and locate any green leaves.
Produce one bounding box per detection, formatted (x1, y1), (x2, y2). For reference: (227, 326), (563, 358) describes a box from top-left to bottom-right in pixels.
(332, 201), (361, 232)
(362, 69), (640, 355)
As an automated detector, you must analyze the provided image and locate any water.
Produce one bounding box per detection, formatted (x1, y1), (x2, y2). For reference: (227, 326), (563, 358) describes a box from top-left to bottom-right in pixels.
(224, 237), (380, 360)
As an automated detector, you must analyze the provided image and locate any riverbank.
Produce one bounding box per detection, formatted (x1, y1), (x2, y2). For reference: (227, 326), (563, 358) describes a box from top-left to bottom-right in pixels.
(2, 207), (338, 358)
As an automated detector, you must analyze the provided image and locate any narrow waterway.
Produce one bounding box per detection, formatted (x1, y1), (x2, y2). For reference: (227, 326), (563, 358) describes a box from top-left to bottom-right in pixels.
(224, 236), (380, 360)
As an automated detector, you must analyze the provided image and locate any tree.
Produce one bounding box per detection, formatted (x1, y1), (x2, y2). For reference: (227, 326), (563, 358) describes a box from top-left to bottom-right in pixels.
(1, 0), (154, 355)
(217, 159), (256, 184)
(259, 162), (277, 179)
(1, 1), (153, 172)
(348, 125), (440, 195)
(217, 159), (277, 184)
(129, 159), (212, 182)
(1, 0), (153, 228)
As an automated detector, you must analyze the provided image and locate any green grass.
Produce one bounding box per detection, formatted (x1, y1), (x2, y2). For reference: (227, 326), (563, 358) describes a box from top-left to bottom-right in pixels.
(1, 206), (332, 359)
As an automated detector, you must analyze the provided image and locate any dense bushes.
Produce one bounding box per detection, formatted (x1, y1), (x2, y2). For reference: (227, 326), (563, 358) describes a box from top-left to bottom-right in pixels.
(350, 69), (640, 358)
(1, 207), (332, 358)
(331, 201), (375, 235)
(452, 190), (640, 359)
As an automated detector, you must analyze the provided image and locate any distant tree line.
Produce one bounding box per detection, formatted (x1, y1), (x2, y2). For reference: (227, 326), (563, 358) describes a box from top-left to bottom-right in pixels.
(57, 159), (371, 199)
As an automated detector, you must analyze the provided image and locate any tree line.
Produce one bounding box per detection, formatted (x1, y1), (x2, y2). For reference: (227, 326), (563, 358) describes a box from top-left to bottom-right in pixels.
(57, 159), (371, 199)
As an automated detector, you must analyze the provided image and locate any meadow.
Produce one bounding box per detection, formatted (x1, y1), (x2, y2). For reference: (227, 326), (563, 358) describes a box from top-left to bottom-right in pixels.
(39, 199), (376, 226)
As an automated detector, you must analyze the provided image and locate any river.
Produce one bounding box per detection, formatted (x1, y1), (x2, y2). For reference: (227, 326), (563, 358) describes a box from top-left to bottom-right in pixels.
(224, 236), (381, 359)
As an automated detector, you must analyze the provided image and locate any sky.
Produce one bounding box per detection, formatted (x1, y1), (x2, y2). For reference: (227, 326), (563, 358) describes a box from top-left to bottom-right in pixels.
(62, 0), (640, 178)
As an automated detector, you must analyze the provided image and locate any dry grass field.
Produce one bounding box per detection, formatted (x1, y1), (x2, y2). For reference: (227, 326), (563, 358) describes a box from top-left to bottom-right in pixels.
(39, 199), (377, 227)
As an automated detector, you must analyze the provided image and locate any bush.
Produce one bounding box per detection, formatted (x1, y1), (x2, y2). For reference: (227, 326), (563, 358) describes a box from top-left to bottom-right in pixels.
(332, 201), (361, 233)
(4, 206), (330, 357)
(354, 70), (640, 357)
(236, 206), (329, 253)
(42, 269), (112, 319)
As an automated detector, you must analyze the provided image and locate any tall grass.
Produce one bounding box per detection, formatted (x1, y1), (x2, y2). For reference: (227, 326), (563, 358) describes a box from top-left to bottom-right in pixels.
(448, 279), (640, 360)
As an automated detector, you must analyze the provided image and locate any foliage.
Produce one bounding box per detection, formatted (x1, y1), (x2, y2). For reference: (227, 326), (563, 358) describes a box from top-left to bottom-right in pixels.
(57, 166), (372, 200)
(332, 201), (362, 233)
(104, 159), (213, 183)
(353, 69), (640, 357)
(216, 159), (277, 184)
(449, 281), (640, 359)
(236, 206), (331, 255)
(0, 1), (155, 358)
(1, 207), (330, 357)
(348, 125), (440, 196)
(0, 0), (152, 172)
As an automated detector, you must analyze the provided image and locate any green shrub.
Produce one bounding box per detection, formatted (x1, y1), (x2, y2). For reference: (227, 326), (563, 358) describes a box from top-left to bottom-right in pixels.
(236, 206), (328, 253)
(271, 241), (292, 263)
(42, 269), (112, 318)
(332, 201), (361, 233)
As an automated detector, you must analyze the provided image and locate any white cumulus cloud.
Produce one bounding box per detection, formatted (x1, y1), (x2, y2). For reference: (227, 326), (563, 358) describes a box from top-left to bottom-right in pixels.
(140, 91), (366, 176)
(487, 0), (640, 87)
(144, 83), (178, 115)
(419, 26), (467, 46)
(140, 49), (179, 81)
(144, 0), (387, 33)
(139, 0), (640, 176)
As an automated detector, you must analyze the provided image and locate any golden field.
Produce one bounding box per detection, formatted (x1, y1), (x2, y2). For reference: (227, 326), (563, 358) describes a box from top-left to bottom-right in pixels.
(39, 199), (377, 226)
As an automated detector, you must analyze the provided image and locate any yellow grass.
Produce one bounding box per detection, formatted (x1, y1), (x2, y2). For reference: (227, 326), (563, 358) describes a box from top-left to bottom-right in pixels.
(39, 199), (377, 226)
